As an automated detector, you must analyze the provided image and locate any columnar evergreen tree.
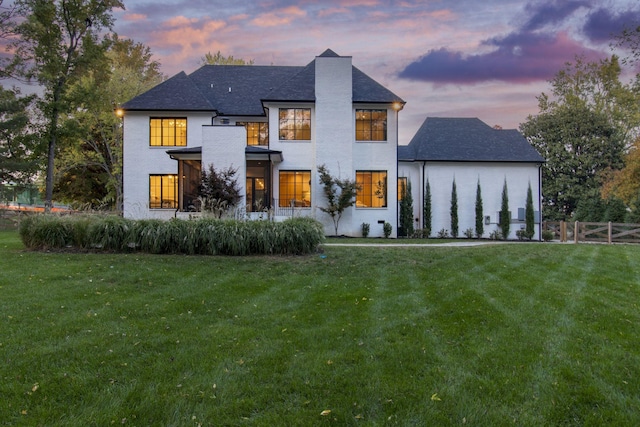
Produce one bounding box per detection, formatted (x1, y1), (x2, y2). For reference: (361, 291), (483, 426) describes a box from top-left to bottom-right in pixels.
(399, 180), (414, 237)
(525, 183), (535, 240)
(475, 180), (484, 238)
(500, 179), (510, 239)
(450, 179), (458, 238)
(424, 178), (431, 236)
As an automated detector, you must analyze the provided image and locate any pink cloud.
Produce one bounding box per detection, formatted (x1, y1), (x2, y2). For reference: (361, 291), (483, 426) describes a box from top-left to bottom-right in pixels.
(164, 16), (199, 28)
(123, 13), (146, 22)
(251, 6), (307, 27)
(317, 7), (350, 18)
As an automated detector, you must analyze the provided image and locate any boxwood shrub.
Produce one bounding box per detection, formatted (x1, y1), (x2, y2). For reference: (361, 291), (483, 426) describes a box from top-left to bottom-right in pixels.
(19, 215), (325, 256)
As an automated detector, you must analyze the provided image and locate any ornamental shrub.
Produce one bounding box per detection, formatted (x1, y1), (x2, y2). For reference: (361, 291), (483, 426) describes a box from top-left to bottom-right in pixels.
(20, 215), (325, 255)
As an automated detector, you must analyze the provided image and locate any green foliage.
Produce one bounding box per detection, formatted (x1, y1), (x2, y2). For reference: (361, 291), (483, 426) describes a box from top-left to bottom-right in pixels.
(542, 229), (555, 241)
(424, 178), (431, 236)
(54, 36), (164, 211)
(11, 0), (124, 211)
(463, 228), (474, 238)
(19, 215), (325, 255)
(450, 179), (458, 238)
(437, 228), (449, 238)
(0, 87), (38, 185)
(574, 191), (606, 222)
(489, 230), (503, 240)
(625, 191), (640, 223)
(574, 194), (628, 222)
(525, 183), (535, 240)
(199, 163), (242, 217)
(604, 197), (627, 222)
(500, 180), (510, 239)
(317, 164), (360, 236)
(361, 222), (370, 238)
(383, 221), (392, 238)
(475, 180), (484, 238)
(520, 56), (633, 220)
(399, 180), (414, 237)
(200, 50), (254, 66)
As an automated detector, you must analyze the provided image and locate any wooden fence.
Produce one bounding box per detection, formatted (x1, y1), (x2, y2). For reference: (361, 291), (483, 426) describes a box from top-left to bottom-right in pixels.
(544, 221), (640, 244)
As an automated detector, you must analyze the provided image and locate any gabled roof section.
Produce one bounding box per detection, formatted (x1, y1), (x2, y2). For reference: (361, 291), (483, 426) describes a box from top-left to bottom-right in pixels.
(353, 66), (404, 104)
(189, 65), (302, 115)
(122, 49), (404, 114)
(318, 48), (340, 57)
(405, 117), (544, 163)
(263, 62), (315, 102)
(122, 72), (213, 111)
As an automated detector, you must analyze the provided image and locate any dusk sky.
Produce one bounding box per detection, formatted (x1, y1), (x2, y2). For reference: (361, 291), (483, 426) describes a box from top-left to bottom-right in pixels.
(115, 0), (640, 144)
(90, 1), (640, 142)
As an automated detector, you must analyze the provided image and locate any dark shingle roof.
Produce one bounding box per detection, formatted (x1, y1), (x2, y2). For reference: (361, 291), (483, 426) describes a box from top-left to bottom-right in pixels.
(189, 65), (302, 115)
(122, 50), (403, 114)
(122, 72), (214, 111)
(404, 117), (544, 163)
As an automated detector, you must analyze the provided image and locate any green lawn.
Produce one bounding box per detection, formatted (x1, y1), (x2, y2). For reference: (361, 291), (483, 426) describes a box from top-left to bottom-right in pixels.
(2, 229), (640, 426)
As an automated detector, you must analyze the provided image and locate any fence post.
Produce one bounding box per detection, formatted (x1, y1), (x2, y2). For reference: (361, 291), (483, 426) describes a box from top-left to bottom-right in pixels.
(574, 221), (579, 244)
(560, 221), (566, 242)
(608, 222), (612, 244)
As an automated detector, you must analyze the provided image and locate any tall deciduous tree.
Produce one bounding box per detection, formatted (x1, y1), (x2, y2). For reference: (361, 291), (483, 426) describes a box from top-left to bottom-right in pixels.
(521, 99), (624, 220)
(601, 136), (640, 208)
(475, 180), (483, 238)
(0, 0), (18, 78)
(11, 0), (123, 211)
(318, 164), (359, 236)
(200, 51), (254, 66)
(54, 36), (164, 210)
(547, 55), (640, 146)
(0, 86), (38, 184)
(521, 55), (636, 220)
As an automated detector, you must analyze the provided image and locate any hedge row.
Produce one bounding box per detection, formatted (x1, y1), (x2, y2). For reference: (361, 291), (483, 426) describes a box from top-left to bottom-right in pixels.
(19, 215), (325, 256)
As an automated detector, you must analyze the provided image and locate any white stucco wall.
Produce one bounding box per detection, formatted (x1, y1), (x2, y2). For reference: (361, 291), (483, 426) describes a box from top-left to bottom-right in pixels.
(399, 161), (542, 240)
(122, 111), (212, 219)
(202, 125), (247, 212)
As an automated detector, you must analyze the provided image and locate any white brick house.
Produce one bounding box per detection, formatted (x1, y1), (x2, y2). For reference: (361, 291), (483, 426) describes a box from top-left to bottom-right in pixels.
(398, 118), (544, 240)
(121, 49), (544, 239)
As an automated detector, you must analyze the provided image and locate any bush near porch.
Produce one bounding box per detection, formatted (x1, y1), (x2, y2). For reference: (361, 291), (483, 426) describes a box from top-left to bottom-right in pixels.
(19, 215), (324, 256)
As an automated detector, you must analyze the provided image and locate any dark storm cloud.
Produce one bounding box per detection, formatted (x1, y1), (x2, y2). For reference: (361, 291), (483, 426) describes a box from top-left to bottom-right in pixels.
(583, 7), (640, 43)
(521, 0), (590, 31)
(398, 0), (608, 85)
(398, 31), (601, 84)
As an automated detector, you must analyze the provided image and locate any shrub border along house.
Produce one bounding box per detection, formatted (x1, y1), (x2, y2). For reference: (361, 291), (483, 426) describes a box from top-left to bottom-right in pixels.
(19, 215), (325, 256)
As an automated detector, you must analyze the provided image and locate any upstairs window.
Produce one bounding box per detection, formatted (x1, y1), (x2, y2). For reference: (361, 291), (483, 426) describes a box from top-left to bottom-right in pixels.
(150, 118), (187, 146)
(356, 171), (387, 208)
(238, 122), (269, 146)
(279, 108), (311, 140)
(356, 109), (387, 141)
